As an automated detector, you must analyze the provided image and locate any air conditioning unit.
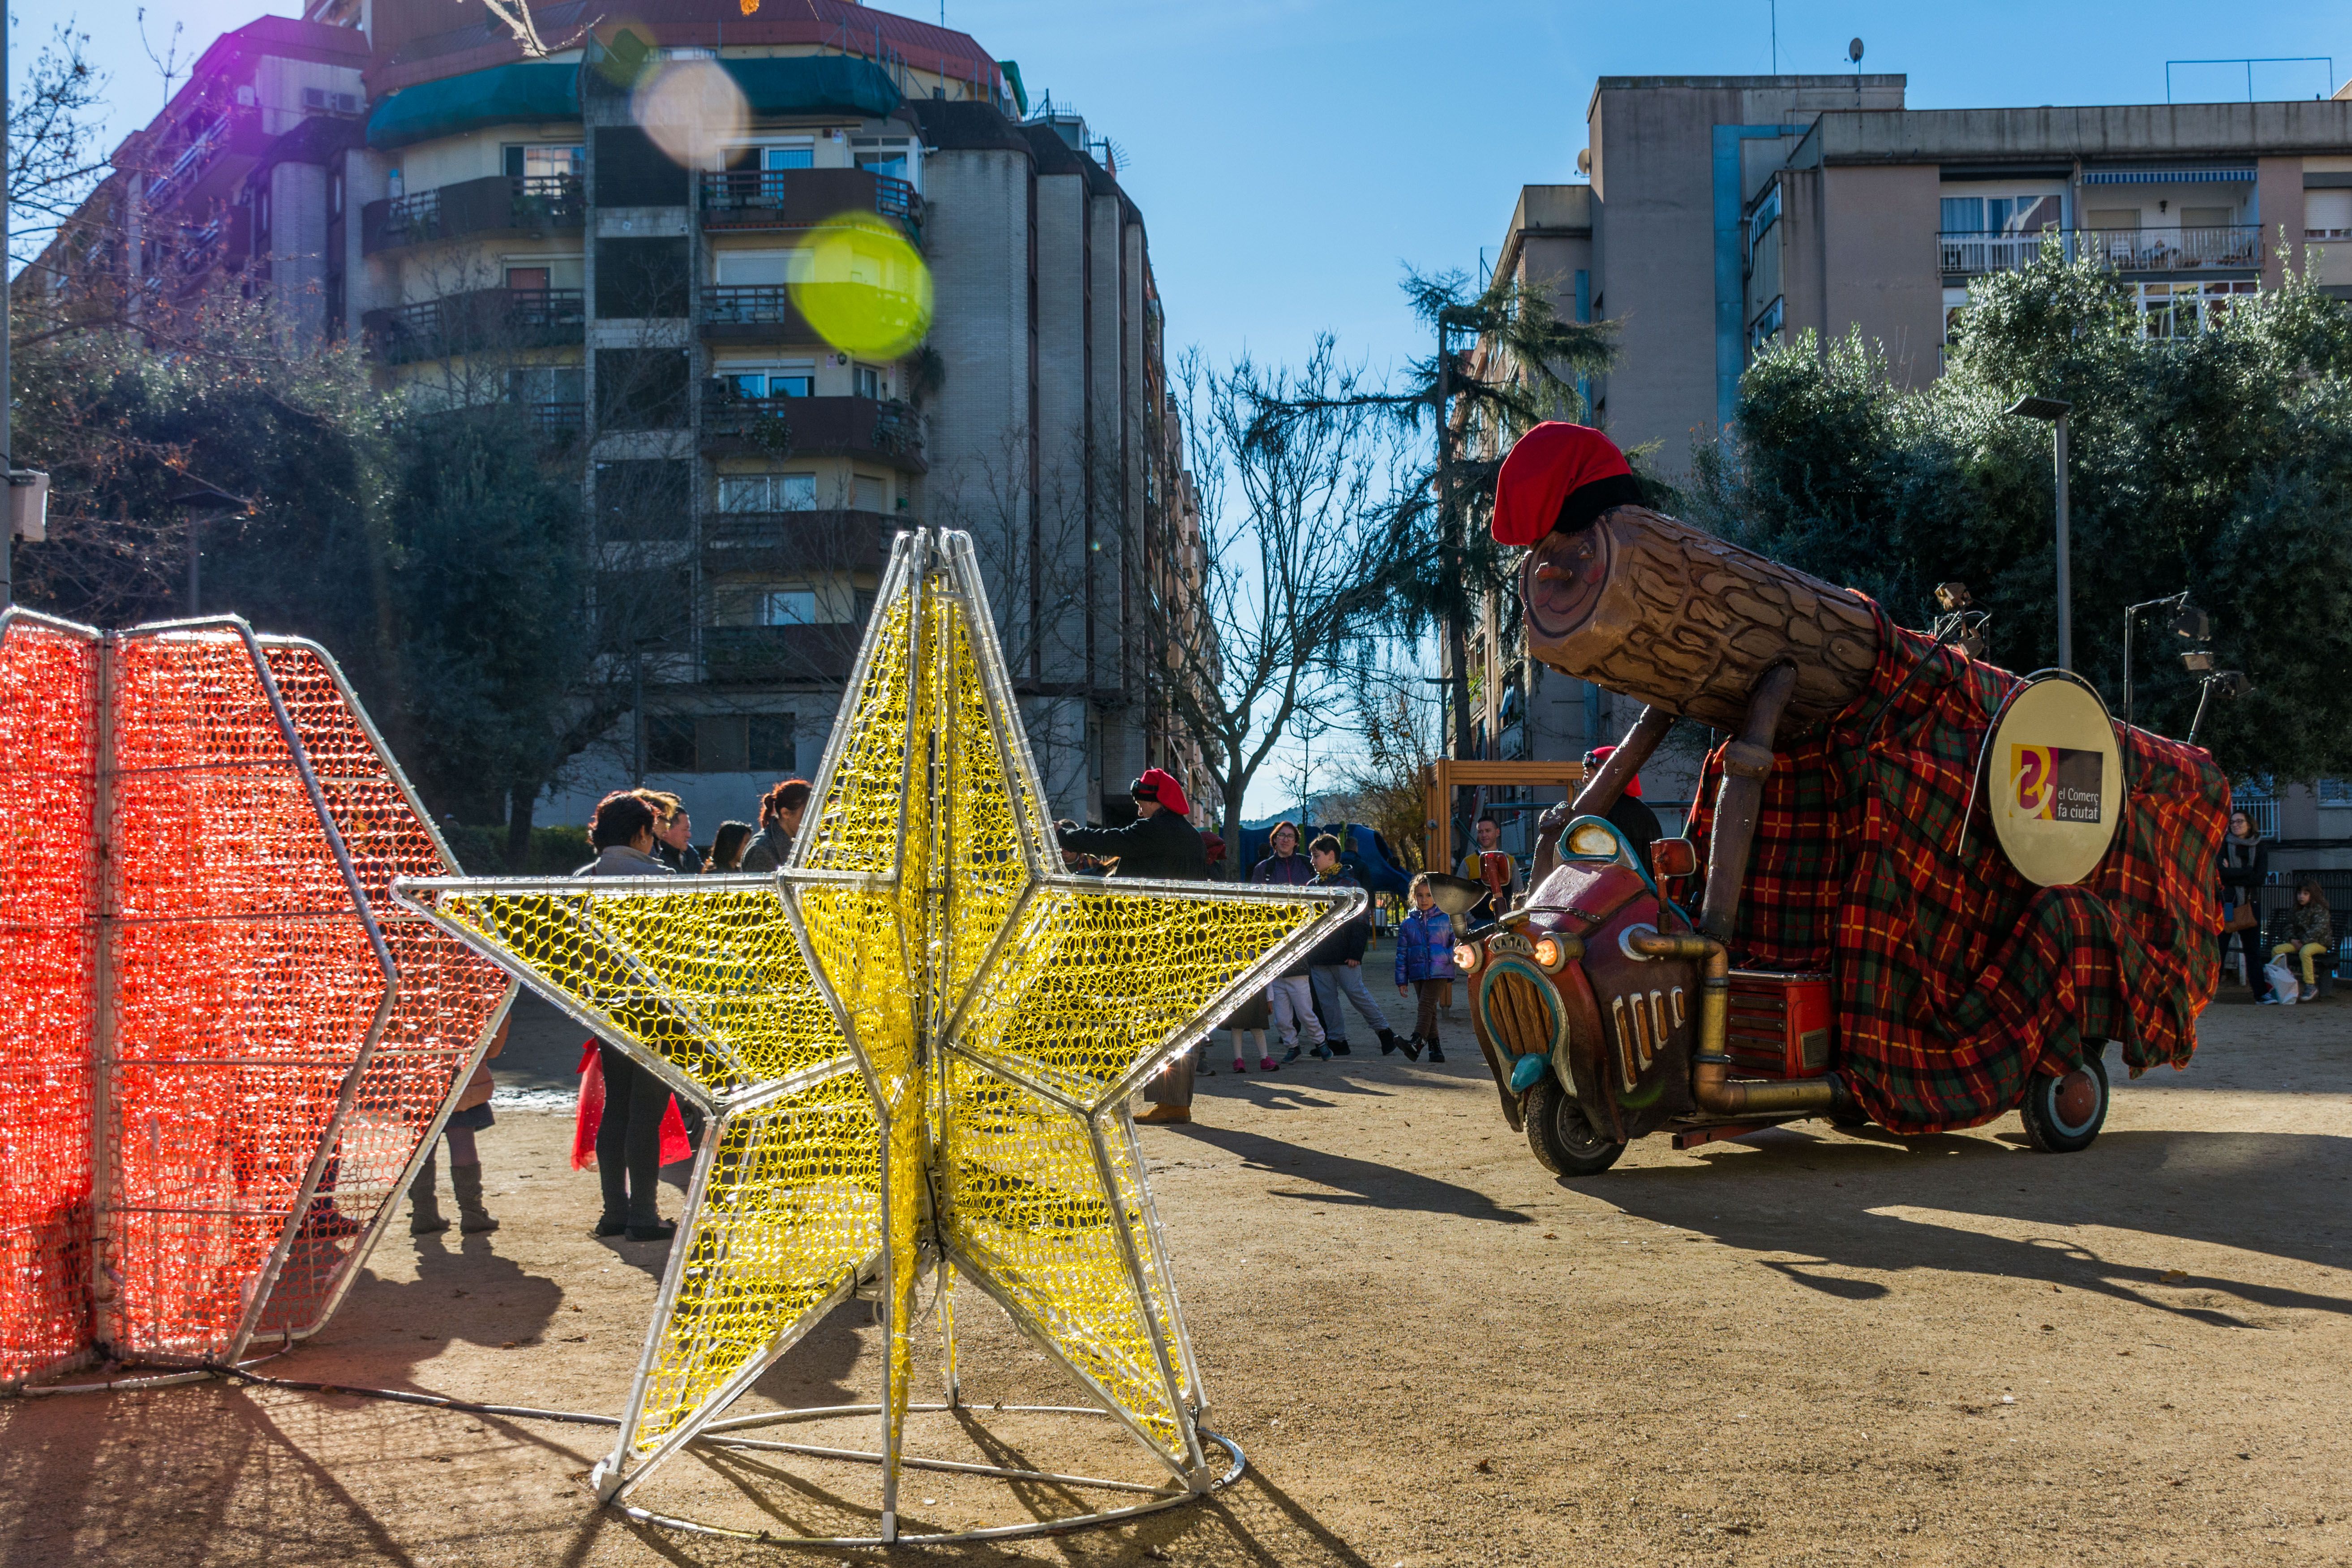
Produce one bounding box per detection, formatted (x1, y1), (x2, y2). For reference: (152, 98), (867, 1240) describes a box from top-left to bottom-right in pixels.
(301, 88), (363, 115)
(302, 86), (326, 109)
(334, 92), (361, 115)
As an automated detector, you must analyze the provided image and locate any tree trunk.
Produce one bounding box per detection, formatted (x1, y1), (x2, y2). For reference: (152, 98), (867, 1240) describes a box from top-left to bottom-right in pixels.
(505, 782), (538, 871)
(1519, 505), (1881, 734)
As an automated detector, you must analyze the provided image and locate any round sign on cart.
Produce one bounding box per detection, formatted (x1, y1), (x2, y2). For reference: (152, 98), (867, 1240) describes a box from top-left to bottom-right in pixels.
(1986, 674), (2125, 887)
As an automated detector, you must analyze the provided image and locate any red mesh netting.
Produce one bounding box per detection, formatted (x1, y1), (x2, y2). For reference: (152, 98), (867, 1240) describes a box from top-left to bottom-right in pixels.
(0, 619), (101, 1382)
(0, 619), (510, 1377)
(250, 643), (510, 1340)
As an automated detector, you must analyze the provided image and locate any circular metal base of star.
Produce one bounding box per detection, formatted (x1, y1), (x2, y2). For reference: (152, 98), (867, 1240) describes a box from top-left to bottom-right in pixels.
(590, 1403), (1245, 1547)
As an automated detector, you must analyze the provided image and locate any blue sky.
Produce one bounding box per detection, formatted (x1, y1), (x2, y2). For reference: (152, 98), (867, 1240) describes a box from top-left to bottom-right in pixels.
(19, 0), (2343, 809)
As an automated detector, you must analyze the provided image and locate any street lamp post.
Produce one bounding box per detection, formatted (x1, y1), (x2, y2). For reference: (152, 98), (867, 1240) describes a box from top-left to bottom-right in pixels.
(167, 486), (250, 618)
(2005, 395), (2075, 669)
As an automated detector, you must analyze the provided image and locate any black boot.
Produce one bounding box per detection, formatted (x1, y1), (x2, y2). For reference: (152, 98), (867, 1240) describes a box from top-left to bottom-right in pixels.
(1425, 1039), (1446, 1063)
(1399, 1033), (1423, 1063)
(408, 1156), (450, 1235)
(1329, 1039), (1352, 1056)
(1379, 1029), (1399, 1056)
(452, 1164), (498, 1234)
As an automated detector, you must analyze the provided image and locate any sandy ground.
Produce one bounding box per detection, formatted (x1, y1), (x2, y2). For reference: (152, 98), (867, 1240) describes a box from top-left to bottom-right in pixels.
(3, 977), (2349, 1567)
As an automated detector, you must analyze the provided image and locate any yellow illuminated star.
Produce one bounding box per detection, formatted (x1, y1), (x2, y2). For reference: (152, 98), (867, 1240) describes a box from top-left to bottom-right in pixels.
(395, 529), (1356, 1542)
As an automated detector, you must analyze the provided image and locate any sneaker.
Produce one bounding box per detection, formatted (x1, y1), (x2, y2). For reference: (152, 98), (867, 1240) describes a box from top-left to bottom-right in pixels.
(1426, 1043), (1446, 1063)
(2301, 983), (2319, 1002)
(1311, 1044), (1332, 1060)
(626, 1219), (678, 1242)
(1260, 1057), (1280, 1072)
(1233, 1058), (1248, 1074)
(1283, 1045), (1302, 1064)
(2258, 993), (2279, 1005)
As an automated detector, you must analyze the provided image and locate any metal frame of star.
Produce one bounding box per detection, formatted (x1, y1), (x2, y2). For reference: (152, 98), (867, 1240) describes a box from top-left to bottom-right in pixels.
(395, 528), (1361, 1545)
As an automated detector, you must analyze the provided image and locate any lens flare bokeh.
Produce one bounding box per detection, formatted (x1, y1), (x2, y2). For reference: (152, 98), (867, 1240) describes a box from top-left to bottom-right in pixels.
(790, 213), (935, 360)
(632, 56), (749, 171)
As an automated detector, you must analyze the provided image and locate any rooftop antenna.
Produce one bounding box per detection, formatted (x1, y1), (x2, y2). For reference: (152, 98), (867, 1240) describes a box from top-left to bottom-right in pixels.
(1770, 0), (1778, 75)
(1849, 36), (1864, 100)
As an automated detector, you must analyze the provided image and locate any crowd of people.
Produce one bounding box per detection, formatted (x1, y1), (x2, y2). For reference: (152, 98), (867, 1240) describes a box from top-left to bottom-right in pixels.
(425, 767), (1483, 1242)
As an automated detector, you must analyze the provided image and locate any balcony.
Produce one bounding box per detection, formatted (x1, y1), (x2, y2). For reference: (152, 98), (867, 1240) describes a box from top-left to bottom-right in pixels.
(362, 174), (585, 254)
(699, 284), (820, 345)
(361, 286), (586, 365)
(704, 624), (862, 685)
(141, 107), (273, 217)
(699, 387), (925, 471)
(699, 168), (919, 238)
(1940, 226), (2260, 278)
(704, 507), (899, 571)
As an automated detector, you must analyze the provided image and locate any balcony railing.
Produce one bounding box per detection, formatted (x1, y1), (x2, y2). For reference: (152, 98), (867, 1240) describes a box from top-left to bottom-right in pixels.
(363, 174), (585, 254)
(361, 286), (586, 364)
(699, 168), (918, 234)
(700, 284), (817, 343)
(704, 623), (862, 684)
(142, 106), (269, 215)
(699, 385), (924, 468)
(1940, 226), (2261, 277)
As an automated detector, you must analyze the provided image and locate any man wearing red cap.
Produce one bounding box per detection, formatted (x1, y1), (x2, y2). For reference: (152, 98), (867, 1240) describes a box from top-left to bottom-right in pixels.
(1057, 769), (1210, 1123)
(1054, 768), (1209, 881)
(1579, 744), (1662, 873)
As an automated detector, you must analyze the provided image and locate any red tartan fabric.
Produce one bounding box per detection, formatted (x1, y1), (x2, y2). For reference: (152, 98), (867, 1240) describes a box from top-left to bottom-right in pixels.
(1682, 612), (2226, 1134)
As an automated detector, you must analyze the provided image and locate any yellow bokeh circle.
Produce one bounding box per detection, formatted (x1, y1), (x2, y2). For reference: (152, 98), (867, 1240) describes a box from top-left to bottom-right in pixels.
(790, 212), (934, 360)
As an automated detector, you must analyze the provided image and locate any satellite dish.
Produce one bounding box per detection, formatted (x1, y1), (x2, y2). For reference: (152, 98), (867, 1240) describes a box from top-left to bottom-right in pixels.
(1848, 37), (1865, 64)
(1576, 147), (1592, 176)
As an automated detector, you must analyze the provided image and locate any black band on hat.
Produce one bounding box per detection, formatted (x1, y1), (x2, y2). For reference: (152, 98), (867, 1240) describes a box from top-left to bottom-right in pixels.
(1129, 777), (1158, 799)
(1552, 473), (1644, 537)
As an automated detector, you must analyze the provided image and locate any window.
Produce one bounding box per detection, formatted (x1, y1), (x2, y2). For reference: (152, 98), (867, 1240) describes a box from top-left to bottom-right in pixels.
(2180, 205), (2234, 231)
(596, 236), (690, 318)
(2088, 206), (2141, 232)
(2133, 279), (2257, 339)
(646, 715), (696, 773)
(854, 364), (884, 399)
(716, 473), (817, 512)
(1943, 193), (2065, 233)
(726, 142), (815, 171)
(2309, 189), (2352, 239)
(852, 474), (885, 512)
(645, 714), (795, 773)
(329, 172), (343, 219)
(2318, 778), (2352, 809)
(714, 249), (813, 286)
(1940, 197), (1983, 232)
(851, 136), (918, 190)
(721, 366), (813, 400)
(506, 144), (584, 180)
(760, 589), (820, 626)
(748, 716), (795, 772)
(506, 265), (550, 293)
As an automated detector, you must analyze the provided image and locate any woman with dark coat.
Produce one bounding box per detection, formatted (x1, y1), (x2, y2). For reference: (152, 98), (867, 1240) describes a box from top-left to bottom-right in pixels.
(2218, 808), (2269, 990)
(578, 791), (679, 1241)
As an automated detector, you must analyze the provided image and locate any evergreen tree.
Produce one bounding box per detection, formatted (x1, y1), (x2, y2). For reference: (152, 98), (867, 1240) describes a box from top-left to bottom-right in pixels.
(1692, 245), (2352, 782)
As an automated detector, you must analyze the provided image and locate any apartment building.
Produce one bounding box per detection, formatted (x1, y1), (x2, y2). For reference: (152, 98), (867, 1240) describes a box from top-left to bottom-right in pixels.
(1462, 75), (2352, 847)
(39, 0), (1210, 832)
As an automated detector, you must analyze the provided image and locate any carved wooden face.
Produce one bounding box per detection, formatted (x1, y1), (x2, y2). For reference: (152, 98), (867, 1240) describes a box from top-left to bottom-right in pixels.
(1520, 522), (1610, 644)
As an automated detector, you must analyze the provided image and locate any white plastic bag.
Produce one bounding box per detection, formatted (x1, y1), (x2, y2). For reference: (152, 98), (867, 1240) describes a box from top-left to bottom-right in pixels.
(2264, 958), (2300, 1003)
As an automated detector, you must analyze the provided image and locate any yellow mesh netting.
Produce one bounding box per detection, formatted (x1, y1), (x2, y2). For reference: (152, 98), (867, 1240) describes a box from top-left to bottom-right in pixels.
(429, 887), (843, 1099)
(953, 886), (1328, 1107)
(630, 1067), (882, 1451)
(938, 1052), (1181, 1459)
(406, 529), (1355, 1505)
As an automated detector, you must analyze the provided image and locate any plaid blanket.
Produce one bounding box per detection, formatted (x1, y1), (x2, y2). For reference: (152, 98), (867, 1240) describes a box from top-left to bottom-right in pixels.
(1681, 611), (2226, 1134)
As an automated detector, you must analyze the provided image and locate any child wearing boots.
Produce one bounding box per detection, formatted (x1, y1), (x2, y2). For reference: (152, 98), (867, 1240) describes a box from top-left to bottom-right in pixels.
(1394, 874), (1458, 1062)
(409, 1010), (509, 1235)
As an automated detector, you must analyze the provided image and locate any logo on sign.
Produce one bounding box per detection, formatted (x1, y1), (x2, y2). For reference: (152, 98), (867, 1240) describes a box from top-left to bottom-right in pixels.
(2011, 744), (2103, 824)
